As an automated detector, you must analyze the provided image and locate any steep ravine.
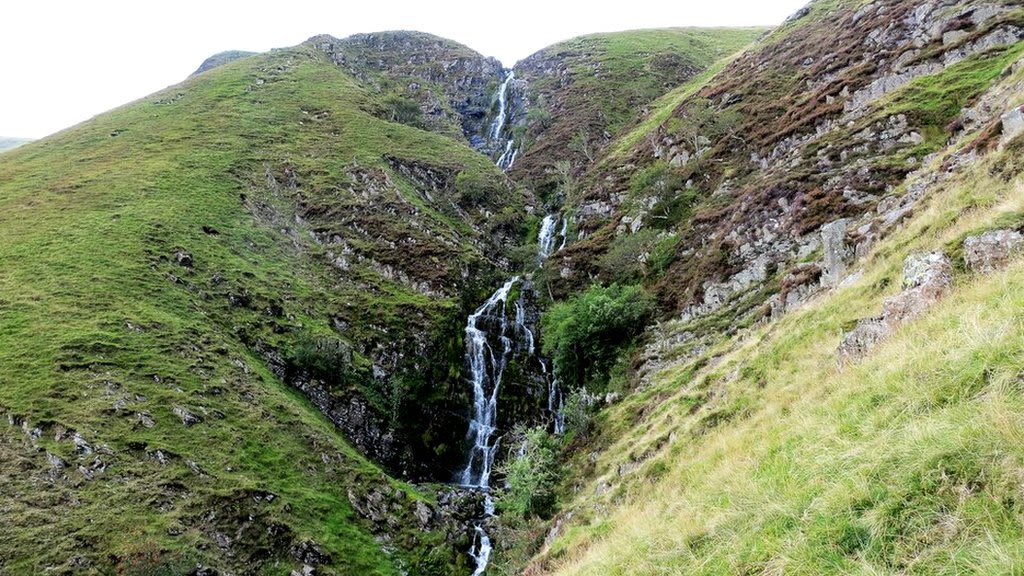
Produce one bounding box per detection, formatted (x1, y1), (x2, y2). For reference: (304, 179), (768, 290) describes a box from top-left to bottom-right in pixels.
(456, 77), (571, 574)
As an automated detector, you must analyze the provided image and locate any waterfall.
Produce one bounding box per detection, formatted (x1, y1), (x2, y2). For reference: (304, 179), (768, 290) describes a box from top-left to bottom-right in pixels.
(488, 71), (518, 171)
(537, 215), (559, 261)
(458, 277), (520, 488)
(460, 73), (574, 571)
(469, 495), (496, 576)
(490, 71), (514, 141)
(459, 276), (528, 576)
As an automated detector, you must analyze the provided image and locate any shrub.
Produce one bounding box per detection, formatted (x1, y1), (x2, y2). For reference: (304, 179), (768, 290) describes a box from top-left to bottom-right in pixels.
(455, 170), (502, 209)
(598, 229), (660, 283)
(542, 283), (654, 392)
(287, 330), (354, 385)
(498, 426), (560, 519)
(382, 93), (424, 128)
(561, 388), (597, 437)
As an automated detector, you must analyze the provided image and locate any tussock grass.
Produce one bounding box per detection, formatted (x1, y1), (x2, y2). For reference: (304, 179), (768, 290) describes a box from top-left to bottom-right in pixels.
(539, 130), (1024, 575)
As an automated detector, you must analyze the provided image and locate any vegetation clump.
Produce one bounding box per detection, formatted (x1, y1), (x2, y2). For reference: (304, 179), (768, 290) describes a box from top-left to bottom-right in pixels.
(542, 283), (654, 392)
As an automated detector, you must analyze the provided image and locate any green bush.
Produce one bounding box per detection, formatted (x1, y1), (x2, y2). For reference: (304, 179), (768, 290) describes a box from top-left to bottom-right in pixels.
(561, 388), (597, 437)
(598, 229), (660, 283)
(455, 170), (502, 208)
(382, 93), (424, 127)
(498, 426), (560, 519)
(541, 283), (654, 392)
(287, 330), (355, 385)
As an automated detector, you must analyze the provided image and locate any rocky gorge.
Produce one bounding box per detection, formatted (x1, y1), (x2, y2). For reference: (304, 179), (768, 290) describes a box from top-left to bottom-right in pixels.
(1, 0), (1024, 574)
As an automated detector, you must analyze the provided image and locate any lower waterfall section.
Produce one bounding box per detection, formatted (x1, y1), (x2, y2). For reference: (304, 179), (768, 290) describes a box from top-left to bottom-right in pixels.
(458, 212), (570, 574)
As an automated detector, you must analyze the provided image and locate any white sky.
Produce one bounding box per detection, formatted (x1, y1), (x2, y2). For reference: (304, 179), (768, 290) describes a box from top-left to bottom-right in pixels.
(1, 0), (809, 139)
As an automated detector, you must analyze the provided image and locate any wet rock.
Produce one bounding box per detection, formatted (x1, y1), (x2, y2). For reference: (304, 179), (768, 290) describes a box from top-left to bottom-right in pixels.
(172, 406), (203, 426)
(290, 565), (317, 576)
(964, 229), (1023, 273)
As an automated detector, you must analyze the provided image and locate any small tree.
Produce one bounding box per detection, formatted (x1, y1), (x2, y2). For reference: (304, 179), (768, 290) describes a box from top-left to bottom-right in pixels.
(668, 100), (742, 161)
(382, 93), (424, 128)
(561, 388), (597, 438)
(498, 426), (560, 519)
(569, 128), (595, 164)
(542, 283), (654, 392)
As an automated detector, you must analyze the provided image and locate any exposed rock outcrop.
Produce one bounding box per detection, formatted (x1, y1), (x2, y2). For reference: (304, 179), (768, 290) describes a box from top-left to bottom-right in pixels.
(837, 252), (953, 365)
(310, 32), (503, 143)
(964, 229), (1023, 272)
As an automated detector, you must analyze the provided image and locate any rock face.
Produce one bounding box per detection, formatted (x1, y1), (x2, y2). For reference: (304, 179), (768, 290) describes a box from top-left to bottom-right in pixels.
(549, 0), (1024, 332)
(837, 252), (953, 365)
(310, 32), (503, 143)
(964, 229), (1023, 272)
(820, 218), (851, 287)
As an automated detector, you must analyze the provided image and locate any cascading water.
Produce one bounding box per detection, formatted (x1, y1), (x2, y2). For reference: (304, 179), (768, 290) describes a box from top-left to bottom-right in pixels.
(537, 215), (559, 261)
(461, 71), (572, 576)
(489, 71), (518, 171)
(459, 277), (520, 488)
(490, 71), (514, 141)
(459, 277), (529, 576)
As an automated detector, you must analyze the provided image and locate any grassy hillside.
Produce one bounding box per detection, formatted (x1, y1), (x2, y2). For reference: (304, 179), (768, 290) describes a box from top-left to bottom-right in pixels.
(0, 40), (520, 574)
(503, 0), (1024, 573)
(531, 127), (1024, 576)
(510, 27), (765, 192)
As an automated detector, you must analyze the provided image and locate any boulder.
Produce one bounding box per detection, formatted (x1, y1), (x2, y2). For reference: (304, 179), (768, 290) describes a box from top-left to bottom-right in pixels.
(291, 540), (330, 566)
(837, 252), (952, 365)
(1001, 106), (1024, 146)
(964, 229), (1023, 273)
(836, 318), (888, 365)
(172, 406), (202, 427)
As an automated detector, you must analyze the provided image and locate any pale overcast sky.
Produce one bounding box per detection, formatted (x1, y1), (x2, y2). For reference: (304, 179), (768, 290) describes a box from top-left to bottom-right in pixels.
(1, 0), (809, 139)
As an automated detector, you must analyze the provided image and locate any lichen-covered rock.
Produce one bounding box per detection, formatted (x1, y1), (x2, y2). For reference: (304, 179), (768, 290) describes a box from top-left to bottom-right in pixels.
(964, 229), (1023, 273)
(838, 252), (952, 365)
(172, 406), (202, 427)
(836, 318), (889, 365)
(1001, 106), (1024, 146)
(290, 540), (330, 566)
(820, 218), (851, 287)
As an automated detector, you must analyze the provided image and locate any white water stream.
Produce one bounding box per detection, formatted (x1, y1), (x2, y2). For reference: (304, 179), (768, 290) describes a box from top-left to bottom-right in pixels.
(462, 71), (571, 575)
(490, 71), (518, 171)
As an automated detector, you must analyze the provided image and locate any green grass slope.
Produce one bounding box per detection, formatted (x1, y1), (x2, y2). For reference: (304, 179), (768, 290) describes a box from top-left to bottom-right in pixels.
(510, 27), (765, 191)
(533, 134), (1024, 576)
(0, 40), (519, 574)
